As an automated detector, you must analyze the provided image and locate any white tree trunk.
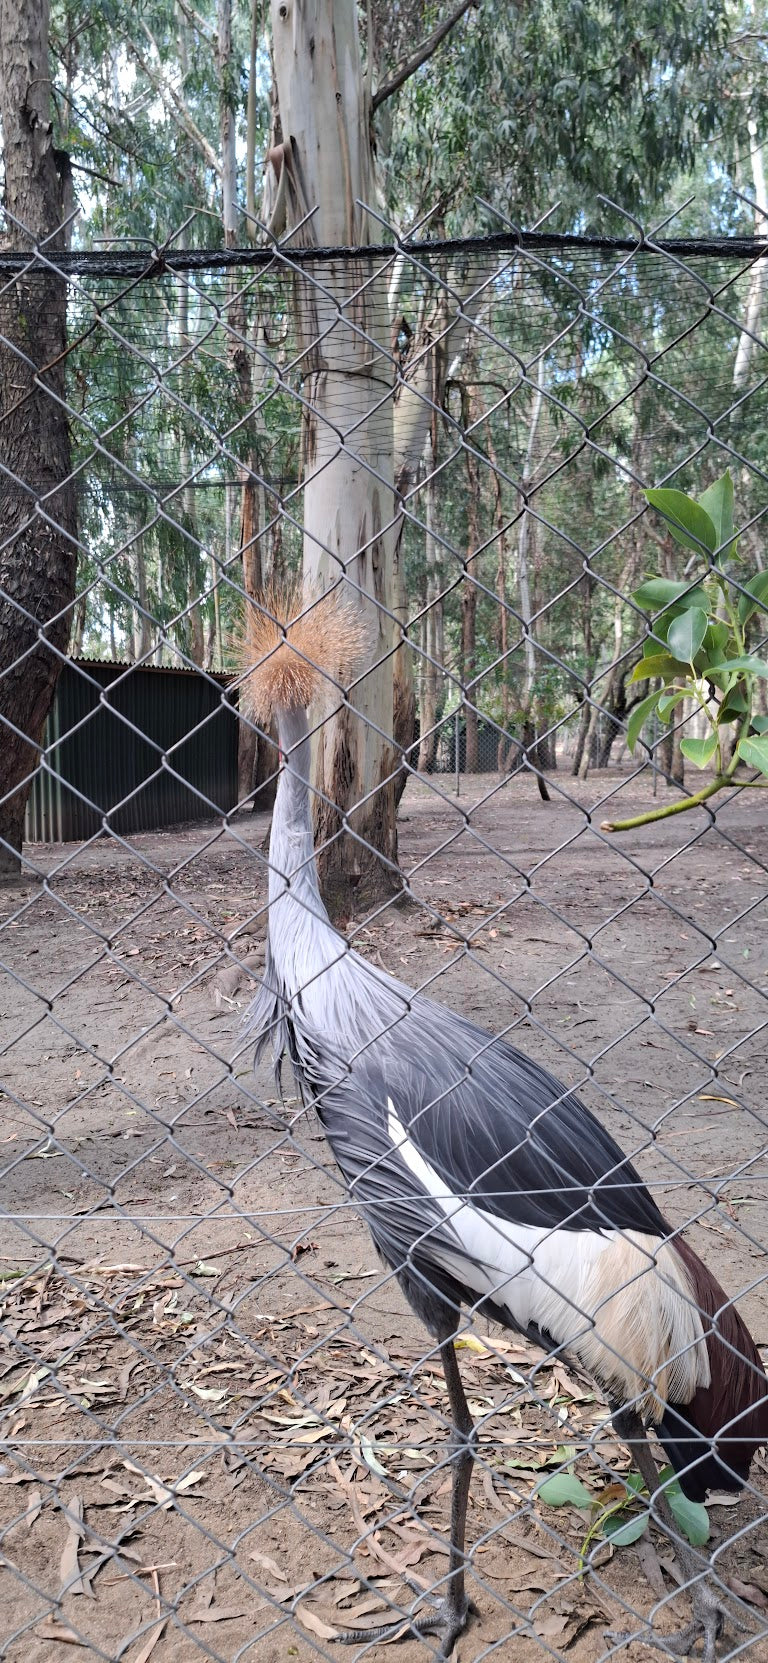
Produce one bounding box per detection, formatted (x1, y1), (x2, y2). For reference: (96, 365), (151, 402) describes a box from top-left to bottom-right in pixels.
(218, 0), (238, 245)
(734, 119), (767, 393)
(517, 360), (544, 717)
(270, 0), (399, 911)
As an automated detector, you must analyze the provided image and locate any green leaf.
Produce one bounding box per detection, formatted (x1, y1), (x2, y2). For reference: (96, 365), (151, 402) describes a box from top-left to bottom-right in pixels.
(601, 1511), (649, 1546)
(627, 687), (663, 751)
(658, 688), (687, 720)
(633, 577), (708, 611)
(717, 685), (749, 722)
(537, 1473), (593, 1507)
(629, 654), (685, 684)
(666, 607), (708, 663)
(656, 1469), (710, 1545)
(668, 1489), (710, 1547)
(737, 733), (768, 776)
(680, 732), (718, 770)
(749, 715), (768, 733)
(700, 620), (729, 662)
(707, 656), (768, 679)
(698, 472), (734, 557)
(645, 489), (717, 555)
(737, 571), (768, 626)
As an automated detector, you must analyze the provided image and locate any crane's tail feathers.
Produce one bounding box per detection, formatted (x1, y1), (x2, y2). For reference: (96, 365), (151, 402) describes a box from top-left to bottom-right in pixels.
(579, 1234), (767, 1498)
(657, 1239), (768, 1499)
(238, 582), (371, 722)
(241, 941), (290, 1093)
(582, 1232), (711, 1418)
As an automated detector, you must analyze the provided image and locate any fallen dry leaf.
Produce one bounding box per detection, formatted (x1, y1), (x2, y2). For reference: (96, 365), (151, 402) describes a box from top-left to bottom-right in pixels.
(635, 1536), (667, 1599)
(249, 1547), (288, 1582)
(34, 1620), (86, 1647)
(725, 1576), (768, 1610)
(4, 1485), (42, 1538)
(186, 1603), (250, 1623)
(132, 1619), (167, 1663)
(120, 1461), (206, 1509)
(340, 1594), (391, 1620)
(132, 1567), (166, 1663)
(296, 1607), (340, 1641)
(533, 1594), (603, 1650)
(60, 1496), (92, 1599)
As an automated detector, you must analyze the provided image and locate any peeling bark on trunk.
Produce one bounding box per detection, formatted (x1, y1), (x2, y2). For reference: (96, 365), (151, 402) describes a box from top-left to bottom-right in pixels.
(270, 0), (399, 916)
(0, 0), (78, 871)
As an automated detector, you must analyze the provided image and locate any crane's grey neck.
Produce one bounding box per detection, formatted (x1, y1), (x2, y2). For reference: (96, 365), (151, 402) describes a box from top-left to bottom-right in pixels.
(269, 704), (324, 917)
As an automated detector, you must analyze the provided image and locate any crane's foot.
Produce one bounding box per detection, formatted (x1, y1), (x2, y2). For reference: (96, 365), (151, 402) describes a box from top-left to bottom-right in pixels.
(332, 1592), (478, 1656)
(607, 1578), (745, 1663)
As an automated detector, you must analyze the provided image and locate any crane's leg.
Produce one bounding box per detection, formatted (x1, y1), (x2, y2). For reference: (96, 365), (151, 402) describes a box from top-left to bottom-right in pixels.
(432, 1334), (480, 1651)
(609, 1408), (742, 1663)
(332, 1336), (477, 1656)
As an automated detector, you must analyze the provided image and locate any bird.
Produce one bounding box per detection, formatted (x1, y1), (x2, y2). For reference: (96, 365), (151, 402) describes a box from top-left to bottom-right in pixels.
(241, 585), (768, 1661)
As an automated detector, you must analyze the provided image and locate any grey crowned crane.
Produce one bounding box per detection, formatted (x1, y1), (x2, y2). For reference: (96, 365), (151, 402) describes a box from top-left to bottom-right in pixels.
(243, 589), (768, 1661)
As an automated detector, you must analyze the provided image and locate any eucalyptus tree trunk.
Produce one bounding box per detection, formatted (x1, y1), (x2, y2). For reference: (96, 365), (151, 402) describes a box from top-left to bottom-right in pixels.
(177, 254), (204, 666)
(269, 0), (399, 914)
(392, 261), (495, 781)
(418, 422), (446, 772)
(462, 386), (482, 775)
(585, 412), (646, 775)
(218, 0), (238, 247)
(234, 308), (277, 809)
(733, 120), (767, 396)
(517, 361), (543, 761)
(0, 0), (78, 870)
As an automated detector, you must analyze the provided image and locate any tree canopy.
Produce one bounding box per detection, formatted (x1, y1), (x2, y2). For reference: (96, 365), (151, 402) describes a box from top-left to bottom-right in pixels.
(2, 0), (767, 872)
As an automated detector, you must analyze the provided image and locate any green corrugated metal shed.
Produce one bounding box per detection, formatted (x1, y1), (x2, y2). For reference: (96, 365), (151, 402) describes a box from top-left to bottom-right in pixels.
(25, 658), (239, 843)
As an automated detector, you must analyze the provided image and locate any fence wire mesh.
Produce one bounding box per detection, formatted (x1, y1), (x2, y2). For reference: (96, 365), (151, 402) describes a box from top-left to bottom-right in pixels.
(1, 207), (767, 1663)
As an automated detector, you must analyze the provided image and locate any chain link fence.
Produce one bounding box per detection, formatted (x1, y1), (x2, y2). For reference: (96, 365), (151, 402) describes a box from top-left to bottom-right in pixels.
(1, 207), (767, 1662)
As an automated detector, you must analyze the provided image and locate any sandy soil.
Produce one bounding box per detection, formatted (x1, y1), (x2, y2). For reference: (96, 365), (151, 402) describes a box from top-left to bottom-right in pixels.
(1, 764), (767, 1663)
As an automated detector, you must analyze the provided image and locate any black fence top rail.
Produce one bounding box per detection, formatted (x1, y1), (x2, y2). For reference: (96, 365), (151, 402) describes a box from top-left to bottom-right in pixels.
(2, 229), (768, 281)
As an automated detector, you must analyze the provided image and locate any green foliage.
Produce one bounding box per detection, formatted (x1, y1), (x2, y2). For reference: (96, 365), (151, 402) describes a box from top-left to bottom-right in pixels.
(537, 1471), (593, 1507)
(539, 1463), (709, 1559)
(605, 470), (768, 830)
(40, 0), (768, 739)
(384, 0), (734, 229)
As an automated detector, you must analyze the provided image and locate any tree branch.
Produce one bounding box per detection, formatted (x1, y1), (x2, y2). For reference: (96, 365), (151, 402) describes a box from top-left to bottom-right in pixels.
(601, 775), (725, 832)
(175, 0), (215, 41)
(372, 0), (478, 112)
(129, 27), (221, 177)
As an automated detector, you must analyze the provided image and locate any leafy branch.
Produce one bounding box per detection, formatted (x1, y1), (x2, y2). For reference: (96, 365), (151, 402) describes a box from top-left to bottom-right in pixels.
(602, 470), (768, 833)
(538, 1465), (709, 1562)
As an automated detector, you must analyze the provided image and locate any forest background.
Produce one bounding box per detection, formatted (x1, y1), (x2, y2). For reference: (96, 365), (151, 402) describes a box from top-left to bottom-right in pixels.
(1, 0), (768, 903)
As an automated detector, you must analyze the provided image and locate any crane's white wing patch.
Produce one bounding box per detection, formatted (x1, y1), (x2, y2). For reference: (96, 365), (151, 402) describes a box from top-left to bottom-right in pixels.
(384, 1096), (707, 1411)
(386, 1096), (608, 1339)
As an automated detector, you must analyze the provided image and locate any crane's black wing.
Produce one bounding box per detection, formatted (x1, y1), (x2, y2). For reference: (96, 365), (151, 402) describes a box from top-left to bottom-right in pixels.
(383, 996), (668, 1237)
(301, 987), (667, 1241)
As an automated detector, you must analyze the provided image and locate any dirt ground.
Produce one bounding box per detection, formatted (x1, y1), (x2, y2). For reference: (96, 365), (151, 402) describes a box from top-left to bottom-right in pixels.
(1, 764), (767, 1663)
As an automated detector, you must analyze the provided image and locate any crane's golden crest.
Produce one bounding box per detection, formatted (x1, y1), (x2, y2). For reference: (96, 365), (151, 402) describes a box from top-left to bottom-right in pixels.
(238, 582), (371, 721)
